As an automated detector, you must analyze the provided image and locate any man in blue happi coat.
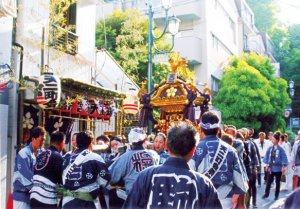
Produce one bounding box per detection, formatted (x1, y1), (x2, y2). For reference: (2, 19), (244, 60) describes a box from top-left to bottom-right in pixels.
(108, 128), (159, 203)
(123, 120), (222, 209)
(61, 130), (111, 209)
(188, 111), (248, 209)
(30, 131), (65, 208)
(12, 126), (46, 209)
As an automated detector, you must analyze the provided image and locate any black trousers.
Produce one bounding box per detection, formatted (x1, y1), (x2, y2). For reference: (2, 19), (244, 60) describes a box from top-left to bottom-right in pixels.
(247, 175), (257, 206)
(257, 166), (267, 185)
(265, 171), (282, 198)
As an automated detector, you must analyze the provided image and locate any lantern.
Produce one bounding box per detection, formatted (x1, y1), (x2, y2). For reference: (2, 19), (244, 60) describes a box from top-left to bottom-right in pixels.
(37, 73), (61, 109)
(123, 88), (139, 114)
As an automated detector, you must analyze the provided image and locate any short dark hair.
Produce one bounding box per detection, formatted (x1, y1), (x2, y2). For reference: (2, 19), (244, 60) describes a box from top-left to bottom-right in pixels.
(273, 133), (280, 141)
(31, 126), (46, 139)
(259, 132), (266, 137)
(77, 130), (94, 149)
(73, 132), (79, 137)
(96, 135), (110, 143)
(280, 135), (285, 142)
(167, 120), (199, 156)
(110, 136), (122, 143)
(50, 131), (65, 145)
(226, 125), (237, 135)
(236, 132), (244, 141)
(221, 134), (233, 146)
(247, 127), (254, 136)
(200, 111), (220, 136)
(132, 141), (144, 146)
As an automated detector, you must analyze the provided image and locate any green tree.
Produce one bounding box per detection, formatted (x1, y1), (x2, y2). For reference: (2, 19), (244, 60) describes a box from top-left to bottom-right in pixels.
(288, 24), (300, 50)
(213, 52), (290, 132)
(247, 0), (278, 35)
(96, 9), (194, 86)
(95, 10), (129, 53)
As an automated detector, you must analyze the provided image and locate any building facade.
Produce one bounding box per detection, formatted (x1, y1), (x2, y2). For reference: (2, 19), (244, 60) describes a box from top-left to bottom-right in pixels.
(0, 0), (137, 207)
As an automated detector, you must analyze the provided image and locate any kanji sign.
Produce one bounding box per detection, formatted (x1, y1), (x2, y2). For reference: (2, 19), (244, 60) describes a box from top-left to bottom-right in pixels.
(37, 74), (61, 109)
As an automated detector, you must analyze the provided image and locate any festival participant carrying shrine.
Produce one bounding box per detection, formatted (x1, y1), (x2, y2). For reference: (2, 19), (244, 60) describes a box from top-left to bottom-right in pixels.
(188, 111), (248, 209)
(108, 128), (159, 202)
(60, 130), (111, 208)
(30, 131), (65, 208)
(123, 121), (222, 209)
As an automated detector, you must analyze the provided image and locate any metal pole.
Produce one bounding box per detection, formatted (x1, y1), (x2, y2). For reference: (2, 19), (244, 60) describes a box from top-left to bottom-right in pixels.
(39, 27), (45, 127)
(41, 27), (45, 74)
(147, 5), (153, 135)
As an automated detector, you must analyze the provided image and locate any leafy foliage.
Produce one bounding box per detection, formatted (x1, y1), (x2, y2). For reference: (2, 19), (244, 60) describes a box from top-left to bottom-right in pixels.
(247, 1), (300, 133)
(247, 0), (278, 34)
(213, 53), (290, 133)
(95, 9), (194, 87)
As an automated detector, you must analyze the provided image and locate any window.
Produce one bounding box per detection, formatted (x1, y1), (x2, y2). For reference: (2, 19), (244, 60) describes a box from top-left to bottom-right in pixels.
(242, 3), (253, 25)
(51, 1), (78, 55)
(212, 77), (220, 92)
(229, 17), (235, 43)
(212, 34), (218, 50)
(243, 32), (248, 50)
(229, 18), (234, 31)
(65, 2), (77, 33)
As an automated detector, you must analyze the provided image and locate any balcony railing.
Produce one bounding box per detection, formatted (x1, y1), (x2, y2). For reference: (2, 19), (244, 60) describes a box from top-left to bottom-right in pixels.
(243, 39), (264, 55)
(50, 24), (78, 55)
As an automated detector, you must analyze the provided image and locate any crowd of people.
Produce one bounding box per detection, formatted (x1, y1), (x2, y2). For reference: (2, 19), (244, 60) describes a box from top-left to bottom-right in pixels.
(10, 111), (300, 209)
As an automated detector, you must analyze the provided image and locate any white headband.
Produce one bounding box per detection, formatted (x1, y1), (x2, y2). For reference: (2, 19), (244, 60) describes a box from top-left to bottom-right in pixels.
(227, 126), (236, 132)
(128, 128), (146, 143)
(200, 118), (220, 130)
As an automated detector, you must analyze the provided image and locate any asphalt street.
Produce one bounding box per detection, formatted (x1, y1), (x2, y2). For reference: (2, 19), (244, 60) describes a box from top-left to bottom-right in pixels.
(249, 173), (293, 209)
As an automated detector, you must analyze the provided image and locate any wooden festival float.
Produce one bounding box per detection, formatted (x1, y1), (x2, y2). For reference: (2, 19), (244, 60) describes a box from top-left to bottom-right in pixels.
(137, 52), (212, 135)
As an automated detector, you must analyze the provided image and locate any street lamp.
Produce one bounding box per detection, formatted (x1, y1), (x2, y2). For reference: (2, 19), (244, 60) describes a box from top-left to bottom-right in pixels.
(289, 79), (294, 89)
(289, 79), (294, 98)
(146, 0), (180, 133)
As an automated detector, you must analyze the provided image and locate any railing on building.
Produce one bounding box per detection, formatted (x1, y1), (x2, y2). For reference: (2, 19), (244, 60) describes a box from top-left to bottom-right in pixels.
(243, 39), (264, 55)
(50, 25), (78, 55)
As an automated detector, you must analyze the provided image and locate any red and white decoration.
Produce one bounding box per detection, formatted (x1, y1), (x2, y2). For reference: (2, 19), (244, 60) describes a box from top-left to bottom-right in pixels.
(123, 89), (139, 114)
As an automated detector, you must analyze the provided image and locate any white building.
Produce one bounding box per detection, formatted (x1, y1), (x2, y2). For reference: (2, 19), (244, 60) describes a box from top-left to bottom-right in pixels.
(98, 0), (280, 92)
(235, 0), (280, 77)
(0, 0), (137, 207)
(96, 0), (280, 121)
(0, 0), (18, 208)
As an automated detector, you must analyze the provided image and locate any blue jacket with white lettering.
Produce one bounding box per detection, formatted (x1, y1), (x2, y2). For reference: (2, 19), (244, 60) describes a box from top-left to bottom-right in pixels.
(30, 146), (63, 206)
(263, 145), (288, 172)
(62, 148), (111, 208)
(12, 143), (44, 203)
(188, 135), (248, 199)
(123, 157), (222, 209)
(156, 149), (169, 164)
(109, 145), (159, 193)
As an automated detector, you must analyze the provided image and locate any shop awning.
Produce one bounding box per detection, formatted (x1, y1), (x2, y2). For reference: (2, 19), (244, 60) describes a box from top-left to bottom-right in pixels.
(61, 77), (126, 99)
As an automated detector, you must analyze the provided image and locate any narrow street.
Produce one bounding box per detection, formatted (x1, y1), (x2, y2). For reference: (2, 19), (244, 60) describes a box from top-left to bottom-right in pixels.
(252, 173), (293, 209)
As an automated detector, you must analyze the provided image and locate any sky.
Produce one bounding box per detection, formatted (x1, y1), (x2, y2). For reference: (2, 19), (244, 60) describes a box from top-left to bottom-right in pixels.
(277, 0), (300, 25)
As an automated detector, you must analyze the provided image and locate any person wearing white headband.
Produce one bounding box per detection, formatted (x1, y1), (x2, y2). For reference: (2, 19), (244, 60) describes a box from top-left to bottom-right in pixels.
(188, 111), (248, 209)
(108, 128), (159, 204)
